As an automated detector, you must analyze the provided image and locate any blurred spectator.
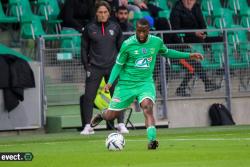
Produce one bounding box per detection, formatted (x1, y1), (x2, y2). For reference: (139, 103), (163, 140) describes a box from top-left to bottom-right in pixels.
(102, 0), (140, 19)
(115, 6), (134, 33)
(118, 0), (140, 12)
(59, 0), (95, 32)
(170, 0), (222, 43)
(80, 1), (129, 135)
(169, 0), (221, 96)
(133, 0), (163, 18)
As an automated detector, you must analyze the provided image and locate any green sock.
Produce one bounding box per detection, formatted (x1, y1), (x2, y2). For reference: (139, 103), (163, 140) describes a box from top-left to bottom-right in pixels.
(147, 126), (156, 141)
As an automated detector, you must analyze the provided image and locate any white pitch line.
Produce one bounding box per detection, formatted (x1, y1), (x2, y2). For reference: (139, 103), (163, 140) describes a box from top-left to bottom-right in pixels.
(1, 137), (250, 147)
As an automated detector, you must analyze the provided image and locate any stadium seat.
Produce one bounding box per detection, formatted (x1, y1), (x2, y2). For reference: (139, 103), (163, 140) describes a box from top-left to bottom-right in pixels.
(60, 29), (81, 58)
(8, 0), (46, 21)
(36, 0), (62, 34)
(201, 0), (223, 16)
(158, 10), (170, 19)
(227, 0), (250, 13)
(234, 30), (249, 64)
(239, 9), (250, 28)
(201, 0), (213, 16)
(227, 0), (240, 14)
(206, 25), (220, 37)
(210, 0), (223, 10)
(227, 33), (249, 69)
(20, 16), (46, 39)
(0, 1), (18, 23)
(212, 8), (241, 29)
(155, 0), (169, 10)
(211, 44), (224, 64)
(189, 43), (222, 70)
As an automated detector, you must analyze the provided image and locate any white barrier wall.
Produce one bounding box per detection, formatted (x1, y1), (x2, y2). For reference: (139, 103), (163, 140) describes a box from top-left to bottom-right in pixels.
(0, 62), (42, 130)
(166, 97), (250, 128)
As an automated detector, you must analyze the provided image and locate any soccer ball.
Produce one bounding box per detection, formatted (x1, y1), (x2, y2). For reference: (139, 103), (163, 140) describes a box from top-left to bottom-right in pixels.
(105, 133), (125, 151)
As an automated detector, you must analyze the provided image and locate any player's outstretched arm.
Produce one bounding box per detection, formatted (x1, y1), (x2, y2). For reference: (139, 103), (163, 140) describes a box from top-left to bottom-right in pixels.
(190, 53), (203, 61)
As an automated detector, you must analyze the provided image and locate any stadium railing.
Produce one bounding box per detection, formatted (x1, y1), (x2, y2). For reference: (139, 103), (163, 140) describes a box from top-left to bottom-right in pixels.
(33, 28), (250, 121)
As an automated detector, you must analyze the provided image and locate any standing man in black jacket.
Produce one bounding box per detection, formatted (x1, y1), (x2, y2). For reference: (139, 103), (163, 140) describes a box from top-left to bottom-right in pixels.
(80, 1), (129, 135)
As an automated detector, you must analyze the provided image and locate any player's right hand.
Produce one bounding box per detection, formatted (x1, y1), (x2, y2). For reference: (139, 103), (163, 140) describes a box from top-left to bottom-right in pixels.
(190, 53), (204, 61)
(104, 84), (112, 93)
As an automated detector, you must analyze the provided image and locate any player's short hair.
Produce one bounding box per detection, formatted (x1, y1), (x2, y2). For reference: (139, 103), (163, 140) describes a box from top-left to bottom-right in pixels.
(95, 1), (111, 14)
(136, 19), (150, 28)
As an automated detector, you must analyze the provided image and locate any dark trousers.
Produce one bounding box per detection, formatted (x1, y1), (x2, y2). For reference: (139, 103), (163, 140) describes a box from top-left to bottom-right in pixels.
(80, 66), (124, 129)
(171, 59), (209, 89)
(171, 36), (223, 90)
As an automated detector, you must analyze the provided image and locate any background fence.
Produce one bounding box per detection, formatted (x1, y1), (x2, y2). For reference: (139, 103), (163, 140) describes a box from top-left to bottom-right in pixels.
(35, 28), (250, 121)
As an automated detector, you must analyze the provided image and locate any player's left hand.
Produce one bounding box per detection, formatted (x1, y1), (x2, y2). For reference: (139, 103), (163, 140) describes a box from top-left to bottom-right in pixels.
(104, 83), (112, 93)
(190, 53), (203, 61)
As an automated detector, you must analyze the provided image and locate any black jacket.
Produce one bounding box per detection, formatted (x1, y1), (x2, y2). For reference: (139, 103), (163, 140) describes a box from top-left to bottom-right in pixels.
(0, 55), (35, 111)
(81, 20), (123, 70)
(59, 0), (95, 32)
(117, 20), (134, 41)
(169, 0), (207, 43)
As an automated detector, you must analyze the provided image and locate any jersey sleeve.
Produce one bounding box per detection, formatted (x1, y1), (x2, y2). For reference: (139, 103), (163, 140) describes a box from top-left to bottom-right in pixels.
(116, 41), (128, 65)
(159, 40), (190, 59)
(158, 40), (169, 54)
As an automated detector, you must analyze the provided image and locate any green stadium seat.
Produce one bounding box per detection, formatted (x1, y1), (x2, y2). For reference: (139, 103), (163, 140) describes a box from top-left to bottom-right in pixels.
(37, 0), (60, 20)
(227, 0), (239, 14)
(234, 30), (250, 64)
(0, 1), (18, 23)
(201, 0), (212, 16)
(206, 26), (220, 37)
(155, 0), (169, 10)
(158, 10), (170, 19)
(8, 0), (46, 21)
(239, 9), (250, 28)
(227, 33), (249, 69)
(235, 0), (249, 12)
(202, 0), (223, 16)
(60, 29), (81, 58)
(36, 0), (62, 34)
(213, 8), (241, 29)
(208, 43), (224, 69)
(20, 16), (46, 39)
(189, 43), (223, 70)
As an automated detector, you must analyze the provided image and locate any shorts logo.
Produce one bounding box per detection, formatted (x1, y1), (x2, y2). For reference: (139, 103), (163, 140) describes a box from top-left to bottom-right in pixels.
(135, 57), (152, 68)
(112, 97), (121, 102)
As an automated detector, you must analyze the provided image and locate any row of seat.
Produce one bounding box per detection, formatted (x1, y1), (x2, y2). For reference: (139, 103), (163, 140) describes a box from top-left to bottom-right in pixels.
(0, 0), (63, 39)
(0, 0), (81, 58)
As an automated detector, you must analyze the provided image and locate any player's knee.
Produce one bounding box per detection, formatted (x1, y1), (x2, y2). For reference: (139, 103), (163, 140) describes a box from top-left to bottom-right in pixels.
(141, 99), (153, 113)
(105, 111), (120, 121)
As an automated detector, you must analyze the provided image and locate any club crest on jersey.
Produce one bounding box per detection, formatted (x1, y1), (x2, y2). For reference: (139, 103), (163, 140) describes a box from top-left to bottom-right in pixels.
(109, 30), (114, 36)
(142, 48), (147, 54)
(135, 57), (152, 68)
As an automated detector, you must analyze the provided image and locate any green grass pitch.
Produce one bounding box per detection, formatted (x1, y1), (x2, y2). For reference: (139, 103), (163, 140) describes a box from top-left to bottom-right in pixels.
(0, 125), (250, 167)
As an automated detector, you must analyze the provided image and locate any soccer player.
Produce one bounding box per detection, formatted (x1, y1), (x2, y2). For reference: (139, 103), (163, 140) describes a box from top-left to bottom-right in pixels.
(91, 18), (203, 149)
